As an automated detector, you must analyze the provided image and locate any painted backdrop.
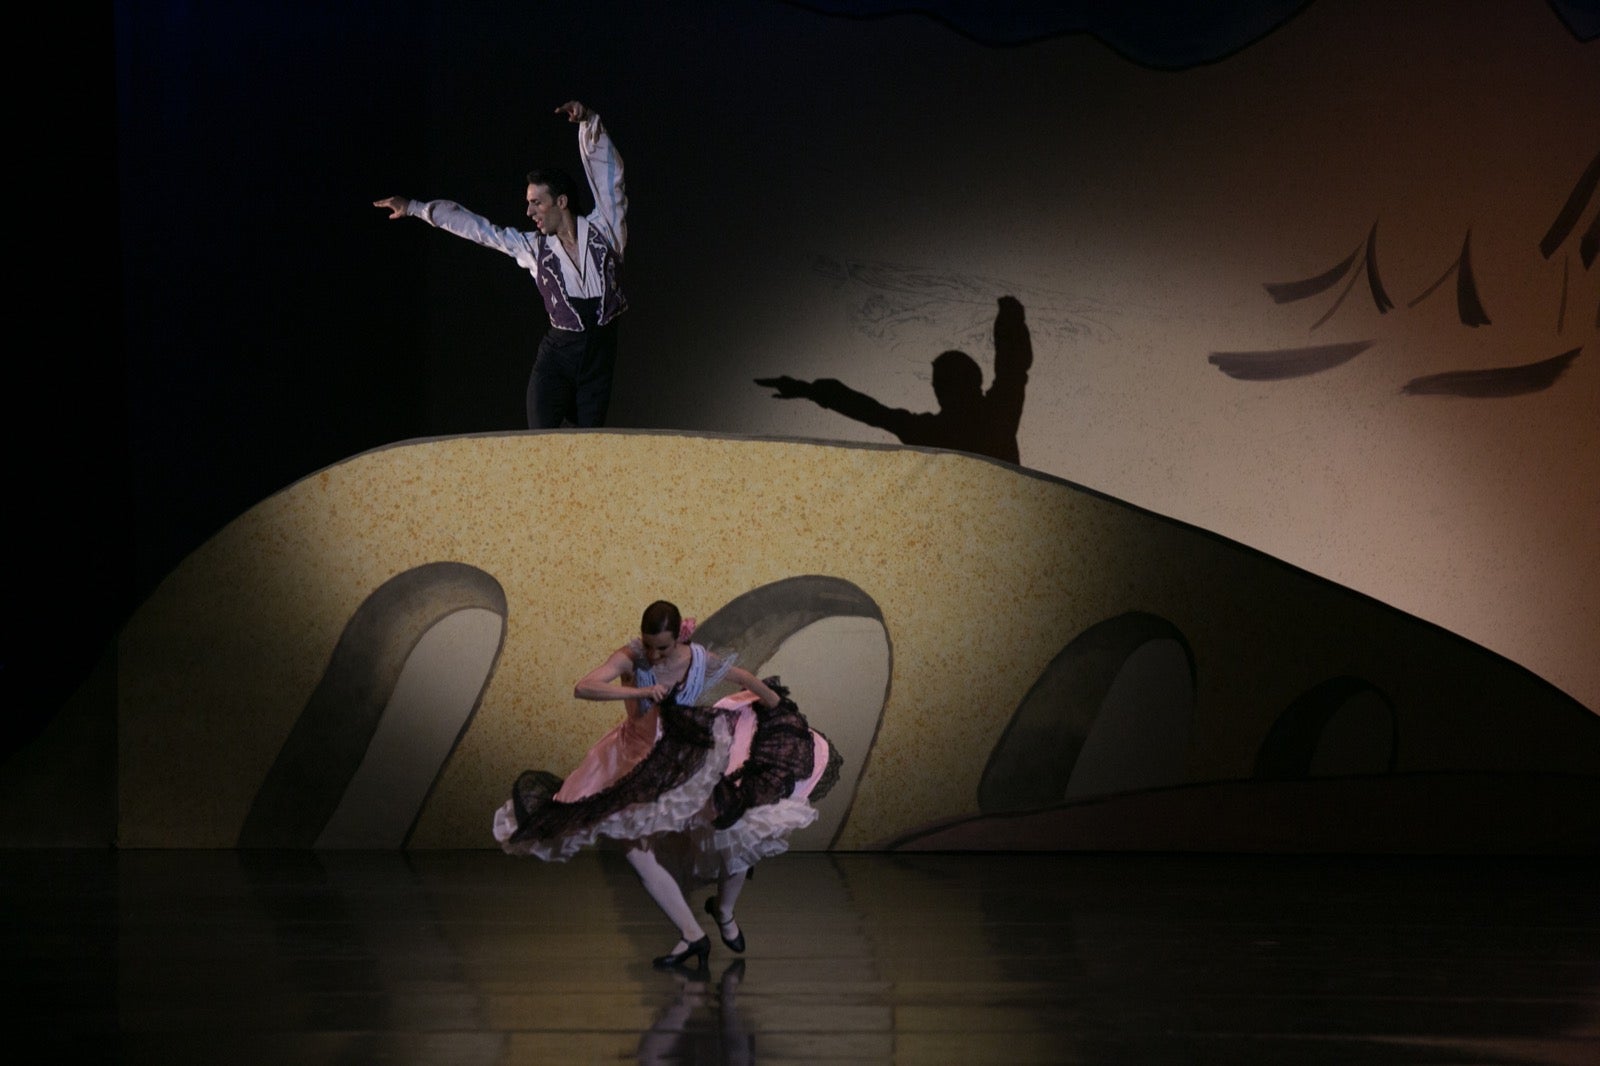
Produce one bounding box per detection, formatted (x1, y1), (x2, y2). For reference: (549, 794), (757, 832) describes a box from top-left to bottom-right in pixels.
(13, 1), (1592, 841)
(99, 0), (1600, 733)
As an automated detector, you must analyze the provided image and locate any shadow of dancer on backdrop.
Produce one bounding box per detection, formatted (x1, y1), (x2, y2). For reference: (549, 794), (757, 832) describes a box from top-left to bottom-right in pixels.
(756, 295), (1034, 465)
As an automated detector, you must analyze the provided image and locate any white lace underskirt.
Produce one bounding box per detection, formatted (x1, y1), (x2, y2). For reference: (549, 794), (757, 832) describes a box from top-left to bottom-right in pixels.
(686, 796), (819, 880)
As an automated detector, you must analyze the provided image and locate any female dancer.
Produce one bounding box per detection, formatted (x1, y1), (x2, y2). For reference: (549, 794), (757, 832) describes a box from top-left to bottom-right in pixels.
(491, 600), (838, 969)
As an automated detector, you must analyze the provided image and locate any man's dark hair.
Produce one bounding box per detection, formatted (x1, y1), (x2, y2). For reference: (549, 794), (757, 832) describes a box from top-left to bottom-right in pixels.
(526, 167), (578, 208)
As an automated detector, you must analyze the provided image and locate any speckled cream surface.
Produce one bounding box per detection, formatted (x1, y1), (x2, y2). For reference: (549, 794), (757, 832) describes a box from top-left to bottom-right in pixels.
(117, 431), (1599, 848)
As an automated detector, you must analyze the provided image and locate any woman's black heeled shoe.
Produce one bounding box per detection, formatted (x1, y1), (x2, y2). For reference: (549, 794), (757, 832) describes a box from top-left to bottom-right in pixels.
(652, 935), (710, 970)
(704, 896), (746, 953)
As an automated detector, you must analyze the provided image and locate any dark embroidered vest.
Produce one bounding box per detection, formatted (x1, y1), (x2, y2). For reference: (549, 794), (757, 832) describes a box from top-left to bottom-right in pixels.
(533, 223), (626, 331)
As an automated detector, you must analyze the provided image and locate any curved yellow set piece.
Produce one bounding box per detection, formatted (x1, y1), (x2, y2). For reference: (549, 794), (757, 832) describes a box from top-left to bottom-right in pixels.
(93, 432), (1600, 852)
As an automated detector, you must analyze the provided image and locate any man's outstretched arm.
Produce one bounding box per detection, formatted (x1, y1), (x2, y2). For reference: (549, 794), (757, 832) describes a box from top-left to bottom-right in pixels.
(372, 194), (538, 269)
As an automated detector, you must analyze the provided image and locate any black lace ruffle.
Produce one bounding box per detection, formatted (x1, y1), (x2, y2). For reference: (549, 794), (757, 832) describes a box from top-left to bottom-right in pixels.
(710, 679), (822, 830)
(810, 729), (844, 803)
(507, 698), (718, 845)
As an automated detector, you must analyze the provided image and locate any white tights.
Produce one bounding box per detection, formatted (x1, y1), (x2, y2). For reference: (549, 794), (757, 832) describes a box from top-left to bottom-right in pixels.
(626, 845), (702, 942)
(626, 844), (755, 947)
(713, 867), (749, 936)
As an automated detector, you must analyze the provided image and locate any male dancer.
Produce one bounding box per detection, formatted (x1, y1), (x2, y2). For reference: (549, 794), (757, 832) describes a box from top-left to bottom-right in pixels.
(375, 99), (627, 428)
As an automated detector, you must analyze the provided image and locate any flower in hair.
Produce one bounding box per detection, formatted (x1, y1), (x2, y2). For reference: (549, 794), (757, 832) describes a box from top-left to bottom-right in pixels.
(679, 617), (697, 641)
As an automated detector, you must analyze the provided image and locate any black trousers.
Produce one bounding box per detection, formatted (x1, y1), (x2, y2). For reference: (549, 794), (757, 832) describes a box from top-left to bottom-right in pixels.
(527, 297), (619, 429)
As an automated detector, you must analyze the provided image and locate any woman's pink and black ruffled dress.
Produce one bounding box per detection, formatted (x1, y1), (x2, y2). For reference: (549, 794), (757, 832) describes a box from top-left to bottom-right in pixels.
(491, 641), (842, 878)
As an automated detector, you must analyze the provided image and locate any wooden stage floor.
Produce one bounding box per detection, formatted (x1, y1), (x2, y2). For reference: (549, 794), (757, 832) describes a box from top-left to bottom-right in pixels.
(7, 848), (1598, 1064)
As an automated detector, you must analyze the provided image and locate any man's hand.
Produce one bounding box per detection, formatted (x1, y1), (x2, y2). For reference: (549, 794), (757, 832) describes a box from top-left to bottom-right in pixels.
(755, 376), (813, 399)
(554, 100), (590, 123)
(372, 196), (412, 220)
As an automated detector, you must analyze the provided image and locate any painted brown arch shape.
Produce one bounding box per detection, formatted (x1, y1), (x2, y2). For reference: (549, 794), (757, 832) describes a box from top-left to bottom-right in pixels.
(1253, 675), (1398, 780)
(693, 575), (891, 849)
(238, 561), (507, 847)
(977, 611), (1196, 815)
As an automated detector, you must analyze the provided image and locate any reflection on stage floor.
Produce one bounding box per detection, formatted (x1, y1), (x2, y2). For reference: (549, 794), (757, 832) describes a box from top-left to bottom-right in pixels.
(8, 848), (1599, 1064)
